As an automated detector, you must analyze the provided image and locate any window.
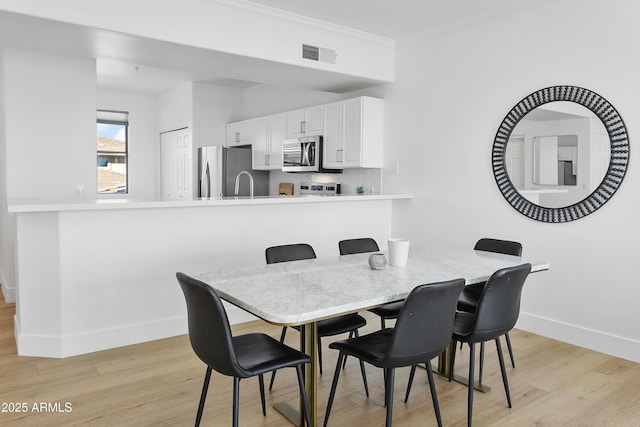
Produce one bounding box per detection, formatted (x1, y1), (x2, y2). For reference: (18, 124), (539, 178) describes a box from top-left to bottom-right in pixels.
(97, 110), (128, 194)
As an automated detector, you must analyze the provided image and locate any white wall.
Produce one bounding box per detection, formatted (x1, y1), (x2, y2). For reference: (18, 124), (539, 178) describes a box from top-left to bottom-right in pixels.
(241, 84), (341, 118)
(3, 49), (97, 199)
(97, 90), (158, 200)
(383, 0), (640, 361)
(192, 82), (243, 148)
(156, 82), (193, 134)
(0, 49), (96, 302)
(0, 49), (14, 302)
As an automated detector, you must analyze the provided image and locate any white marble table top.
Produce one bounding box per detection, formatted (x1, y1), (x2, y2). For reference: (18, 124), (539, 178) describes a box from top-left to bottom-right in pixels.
(195, 247), (550, 326)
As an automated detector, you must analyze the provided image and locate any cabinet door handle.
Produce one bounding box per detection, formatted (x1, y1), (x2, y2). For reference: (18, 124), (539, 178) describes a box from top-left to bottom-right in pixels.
(235, 132), (240, 142)
(265, 154), (270, 165)
(301, 121), (306, 133)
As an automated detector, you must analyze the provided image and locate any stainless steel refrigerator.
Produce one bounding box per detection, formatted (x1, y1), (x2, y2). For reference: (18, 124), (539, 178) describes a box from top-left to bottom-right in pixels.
(198, 146), (269, 198)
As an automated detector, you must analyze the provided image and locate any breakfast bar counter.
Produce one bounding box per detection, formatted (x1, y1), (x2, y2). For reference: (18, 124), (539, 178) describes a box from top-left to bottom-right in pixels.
(7, 193), (413, 213)
(7, 193), (411, 358)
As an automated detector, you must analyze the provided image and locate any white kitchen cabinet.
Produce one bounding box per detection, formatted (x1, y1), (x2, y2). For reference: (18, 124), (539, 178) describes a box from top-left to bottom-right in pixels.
(226, 120), (253, 146)
(287, 105), (323, 138)
(160, 128), (192, 201)
(323, 96), (384, 169)
(252, 113), (286, 170)
(323, 101), (342, 165)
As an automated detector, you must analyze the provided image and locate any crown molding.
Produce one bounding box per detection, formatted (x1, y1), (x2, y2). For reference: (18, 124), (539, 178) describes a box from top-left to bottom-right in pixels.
(207, 0), (395, 46)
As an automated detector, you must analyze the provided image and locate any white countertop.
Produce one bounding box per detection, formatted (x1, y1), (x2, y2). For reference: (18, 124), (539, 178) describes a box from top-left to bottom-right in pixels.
(194, 247), (550, 326)
(7, 193), (413, 213)
(519, 189), (569, 194)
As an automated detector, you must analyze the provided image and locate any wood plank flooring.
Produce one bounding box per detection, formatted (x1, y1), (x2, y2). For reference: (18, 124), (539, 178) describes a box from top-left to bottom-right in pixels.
(1, 293), (639, 426)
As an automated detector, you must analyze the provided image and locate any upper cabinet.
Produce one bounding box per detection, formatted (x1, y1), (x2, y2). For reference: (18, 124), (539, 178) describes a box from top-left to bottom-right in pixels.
(228, 96), (384, 170)
(287, 105), (323, 138)
(323, 96), (384, 169)
(252, 113), (286, 170)
(226, 120), (254, 146)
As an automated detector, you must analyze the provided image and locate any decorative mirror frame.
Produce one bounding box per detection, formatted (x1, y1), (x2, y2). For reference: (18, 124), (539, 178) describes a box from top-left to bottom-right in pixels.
(492, 86), (629, 222)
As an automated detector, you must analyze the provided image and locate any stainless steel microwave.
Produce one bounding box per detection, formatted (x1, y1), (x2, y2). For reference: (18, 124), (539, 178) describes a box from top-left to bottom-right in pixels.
(282, 136), (342, 173)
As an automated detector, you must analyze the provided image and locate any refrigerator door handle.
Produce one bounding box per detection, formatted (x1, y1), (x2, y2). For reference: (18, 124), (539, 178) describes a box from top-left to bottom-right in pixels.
(203, 162), (211, 198)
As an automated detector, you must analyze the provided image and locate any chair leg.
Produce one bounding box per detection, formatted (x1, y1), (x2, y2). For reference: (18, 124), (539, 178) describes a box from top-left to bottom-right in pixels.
(195, 366), (212, 427)
(258, 374), (266, 416)
(425, 359), (443, 427)
(449, 340), (458, 382)
(232, 377), (240, 427)
(467, 343), (475, 427)
(323, 352), (346, 427)
(295, 365), (313, 427)
(358, 359), (369, 397)
(342, 331), (354, 369)
(505, 332), (516, 368)
(269, 327), (288, 390)
(351, 329), (369, 397)
(495, 337), (512, 408)
(383, 368), (388, 407)
(404, 365), (417, 403)
(385, 368), (395, 427)
(479, 342), (485, 384)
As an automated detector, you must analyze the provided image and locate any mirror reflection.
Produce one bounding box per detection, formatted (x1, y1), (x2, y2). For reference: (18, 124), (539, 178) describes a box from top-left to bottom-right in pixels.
(505, 101), (610, 208)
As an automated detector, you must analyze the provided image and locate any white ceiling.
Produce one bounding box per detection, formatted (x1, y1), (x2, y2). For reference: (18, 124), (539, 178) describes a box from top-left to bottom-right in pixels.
(244, 0), (518, 41)
(0, 1), (519, 95)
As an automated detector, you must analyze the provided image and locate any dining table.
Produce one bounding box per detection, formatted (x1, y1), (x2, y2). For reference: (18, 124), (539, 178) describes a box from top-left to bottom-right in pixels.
(195, 246), (550, 426)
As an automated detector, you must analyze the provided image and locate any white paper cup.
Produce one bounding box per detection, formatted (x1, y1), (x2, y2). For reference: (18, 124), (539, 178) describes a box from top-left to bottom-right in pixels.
(388, 238), (410, 266)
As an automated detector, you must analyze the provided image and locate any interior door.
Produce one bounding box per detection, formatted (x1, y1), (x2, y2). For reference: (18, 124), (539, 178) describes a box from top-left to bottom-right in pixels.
(506, 136), (525, 189)
(160, 128), (192, 201)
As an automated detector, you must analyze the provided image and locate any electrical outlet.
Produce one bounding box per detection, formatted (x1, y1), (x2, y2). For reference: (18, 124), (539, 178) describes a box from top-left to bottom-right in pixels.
(76, 184), (85, 198)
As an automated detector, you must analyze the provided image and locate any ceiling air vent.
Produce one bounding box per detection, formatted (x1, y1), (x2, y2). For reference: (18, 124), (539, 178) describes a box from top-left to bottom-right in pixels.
(302, 44), (337, 64)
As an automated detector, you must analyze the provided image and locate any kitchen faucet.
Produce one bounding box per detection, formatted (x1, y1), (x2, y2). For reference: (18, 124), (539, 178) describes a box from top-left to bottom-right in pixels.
(234, 170), (254, 198)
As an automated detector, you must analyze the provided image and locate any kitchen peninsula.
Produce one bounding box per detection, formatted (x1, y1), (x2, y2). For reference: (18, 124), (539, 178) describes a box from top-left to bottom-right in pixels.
(8, 193), (411, 358)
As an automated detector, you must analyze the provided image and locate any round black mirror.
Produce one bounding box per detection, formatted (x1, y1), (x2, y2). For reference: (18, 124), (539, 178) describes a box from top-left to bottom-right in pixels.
(492, 86), (629, 222)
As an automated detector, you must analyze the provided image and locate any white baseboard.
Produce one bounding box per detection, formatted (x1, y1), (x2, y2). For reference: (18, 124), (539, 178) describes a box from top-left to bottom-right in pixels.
(14, 302), (257, 358)
(517, 312), (640, 363)
(1, 271), (16, 303)
(15, 315), (189, 358)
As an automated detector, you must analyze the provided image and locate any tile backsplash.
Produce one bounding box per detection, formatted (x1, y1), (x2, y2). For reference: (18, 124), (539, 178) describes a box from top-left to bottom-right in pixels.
(269, 168), (382, 196)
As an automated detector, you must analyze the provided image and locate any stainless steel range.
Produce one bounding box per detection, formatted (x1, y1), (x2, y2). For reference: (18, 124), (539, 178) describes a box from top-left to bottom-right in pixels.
(299, 182), (341, 196)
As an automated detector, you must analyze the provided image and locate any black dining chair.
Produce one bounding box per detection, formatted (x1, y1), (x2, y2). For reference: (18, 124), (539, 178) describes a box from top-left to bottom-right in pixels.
(265, 243), (369, 395)
(323, 279), (465, 427)
(338, 238), (404, 329)
(458, 238), (523, 375)
(450, 263), (531, 427)
(176, 272), (312, 427)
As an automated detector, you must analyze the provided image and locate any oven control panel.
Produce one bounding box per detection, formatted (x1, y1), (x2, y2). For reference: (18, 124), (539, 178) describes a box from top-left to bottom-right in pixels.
(299, 182), (340, 196)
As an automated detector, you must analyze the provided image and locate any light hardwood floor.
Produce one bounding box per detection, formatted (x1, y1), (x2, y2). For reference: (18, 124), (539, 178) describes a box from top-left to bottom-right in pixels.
(1, 293), (639, 426)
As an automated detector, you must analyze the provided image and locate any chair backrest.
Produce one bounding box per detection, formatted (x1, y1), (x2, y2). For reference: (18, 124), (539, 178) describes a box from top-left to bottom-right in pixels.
(380, 279), (465, 367)
(338, 238), (380, 255)
(265, 243), (316, 264)
(471, 263), (532, 341)
(176, 272), (246, 378)
(474, 238), (522, 257)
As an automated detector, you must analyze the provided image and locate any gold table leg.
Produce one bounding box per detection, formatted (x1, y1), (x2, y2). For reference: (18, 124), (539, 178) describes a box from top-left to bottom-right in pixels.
(273, 322), (318, 426)
(435, 340), (491, 393)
